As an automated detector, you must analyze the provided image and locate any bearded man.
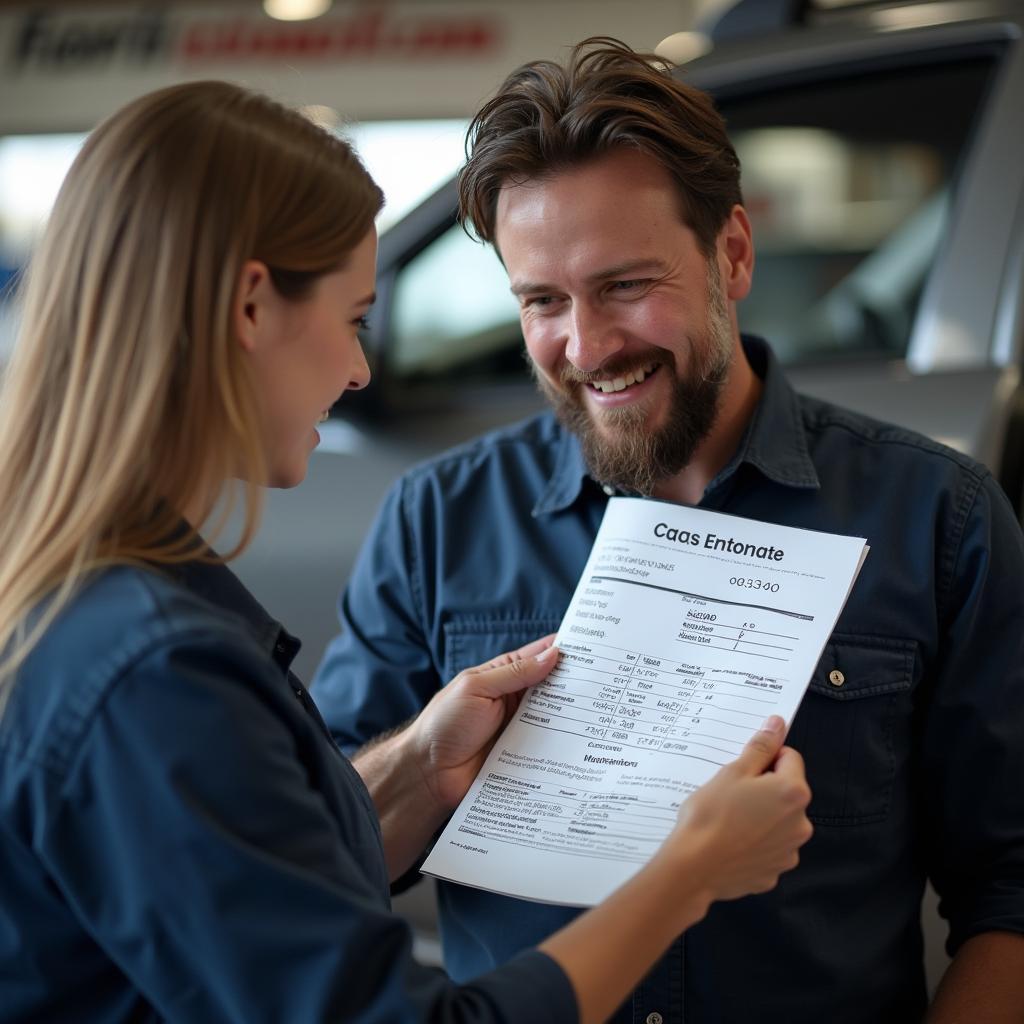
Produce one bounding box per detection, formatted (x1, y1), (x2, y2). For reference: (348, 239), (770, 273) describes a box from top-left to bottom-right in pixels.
(313, 38), (1024, 1024)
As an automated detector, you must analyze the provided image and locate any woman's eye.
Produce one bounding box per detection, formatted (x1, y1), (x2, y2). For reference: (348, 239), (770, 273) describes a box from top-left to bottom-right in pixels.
(354, 315), (370, 330)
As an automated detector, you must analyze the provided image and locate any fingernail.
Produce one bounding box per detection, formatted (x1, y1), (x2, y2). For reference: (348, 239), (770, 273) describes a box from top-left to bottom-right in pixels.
(536, 645), (559, 662)
(759, 715), (784, 734)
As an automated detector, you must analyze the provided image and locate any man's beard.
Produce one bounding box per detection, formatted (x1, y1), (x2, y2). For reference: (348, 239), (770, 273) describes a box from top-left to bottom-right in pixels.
(533, 262), (734, 496)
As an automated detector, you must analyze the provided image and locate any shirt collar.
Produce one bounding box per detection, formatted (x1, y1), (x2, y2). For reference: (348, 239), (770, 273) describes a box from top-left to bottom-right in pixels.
(730, 335), (820, 492)
(533, 421), (593, 516)
(174, 555), (302, 672)
(532, 335), (819, 517)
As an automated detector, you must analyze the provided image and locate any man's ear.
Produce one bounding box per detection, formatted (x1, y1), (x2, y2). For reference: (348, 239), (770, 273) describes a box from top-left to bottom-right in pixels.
(718, 205), (754, 302)
(234, 259), (275, 353)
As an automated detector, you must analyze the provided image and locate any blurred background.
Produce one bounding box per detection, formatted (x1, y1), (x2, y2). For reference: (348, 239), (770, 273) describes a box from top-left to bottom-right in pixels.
(4, 0), (1023, 995)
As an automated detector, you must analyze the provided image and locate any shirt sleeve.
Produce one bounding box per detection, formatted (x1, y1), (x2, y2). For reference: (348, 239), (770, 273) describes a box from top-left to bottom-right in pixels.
(39, 629), (577, 1024)
(312, 477), (443, 753)
(922, 472), (1024, 953)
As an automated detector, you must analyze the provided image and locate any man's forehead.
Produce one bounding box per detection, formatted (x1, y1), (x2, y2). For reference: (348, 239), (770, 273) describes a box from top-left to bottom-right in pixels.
(493, 172), (558, 223)
(494, 155), (683, 239)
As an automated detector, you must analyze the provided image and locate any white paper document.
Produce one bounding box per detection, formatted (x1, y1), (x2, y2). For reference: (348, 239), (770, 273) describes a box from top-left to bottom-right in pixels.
(422, 497), (868, 906)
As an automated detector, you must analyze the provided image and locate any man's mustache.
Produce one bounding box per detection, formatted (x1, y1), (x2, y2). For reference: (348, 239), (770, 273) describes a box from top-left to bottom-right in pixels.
(554, 348), (677, 387)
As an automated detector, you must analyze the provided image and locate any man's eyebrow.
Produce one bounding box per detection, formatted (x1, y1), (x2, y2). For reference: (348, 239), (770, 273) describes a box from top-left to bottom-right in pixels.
(509, 259), (666, 297)
(510, 280), (556, 298)
(588, 258), (667, 282)
(355, 291), (377, 307)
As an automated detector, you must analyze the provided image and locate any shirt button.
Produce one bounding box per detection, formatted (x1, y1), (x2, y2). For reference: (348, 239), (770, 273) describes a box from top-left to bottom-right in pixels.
(602, 483), (616, 496)
(646, 1013), (664, 1024)
(828, 669), (845, 687)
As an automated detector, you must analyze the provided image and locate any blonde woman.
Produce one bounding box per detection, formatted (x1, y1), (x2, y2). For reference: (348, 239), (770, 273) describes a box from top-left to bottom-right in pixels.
(0, 81), (811, 1024)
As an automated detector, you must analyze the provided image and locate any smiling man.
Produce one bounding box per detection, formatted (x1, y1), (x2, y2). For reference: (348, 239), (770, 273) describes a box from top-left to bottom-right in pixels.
(494, 146), (756, 504)
(313, 39), (1024, 1023)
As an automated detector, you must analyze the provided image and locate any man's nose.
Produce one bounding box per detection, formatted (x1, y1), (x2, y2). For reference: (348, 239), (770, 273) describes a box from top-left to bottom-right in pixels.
(564, 301), (624, 373)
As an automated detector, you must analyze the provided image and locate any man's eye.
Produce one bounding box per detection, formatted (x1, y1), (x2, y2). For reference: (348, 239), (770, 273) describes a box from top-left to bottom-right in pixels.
(611, 279), (645, 291)
(354, 315), (370, 330)
(524, 296), (558, 310)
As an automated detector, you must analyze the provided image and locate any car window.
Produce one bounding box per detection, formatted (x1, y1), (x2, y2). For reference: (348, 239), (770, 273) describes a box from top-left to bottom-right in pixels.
(390, 224), (520, 381)
(383, 53), (997, 390)
(721, 56), (996, 363)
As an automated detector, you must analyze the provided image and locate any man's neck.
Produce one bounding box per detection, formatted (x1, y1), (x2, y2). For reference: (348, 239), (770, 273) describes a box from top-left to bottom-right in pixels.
(652, 343), (762, 506)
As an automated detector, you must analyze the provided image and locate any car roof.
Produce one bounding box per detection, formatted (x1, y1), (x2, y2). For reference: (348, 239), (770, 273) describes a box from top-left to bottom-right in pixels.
(702, 0), (1023, 44)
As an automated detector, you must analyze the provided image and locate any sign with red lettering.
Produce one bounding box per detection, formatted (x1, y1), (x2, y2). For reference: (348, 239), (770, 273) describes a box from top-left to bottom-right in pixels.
(9, 7), (498, 71)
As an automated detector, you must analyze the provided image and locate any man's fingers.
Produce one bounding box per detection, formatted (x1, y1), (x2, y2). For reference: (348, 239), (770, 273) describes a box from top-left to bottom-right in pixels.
(465, 644), (559, 698)
(731, 715), (786, 775)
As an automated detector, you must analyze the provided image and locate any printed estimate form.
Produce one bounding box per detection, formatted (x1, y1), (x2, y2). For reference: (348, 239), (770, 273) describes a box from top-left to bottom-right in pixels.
(422, 497), (868, 907)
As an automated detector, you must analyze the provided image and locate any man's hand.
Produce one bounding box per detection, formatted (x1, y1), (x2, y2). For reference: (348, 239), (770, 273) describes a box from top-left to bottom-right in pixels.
(407, 636), (559, 811)
(927, 931), (1024, 1023)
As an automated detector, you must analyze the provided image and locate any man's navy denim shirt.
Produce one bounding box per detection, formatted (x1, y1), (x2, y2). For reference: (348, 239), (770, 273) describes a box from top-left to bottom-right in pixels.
(314, 336), (1024, 1023)
(0, 557), (576, 1022)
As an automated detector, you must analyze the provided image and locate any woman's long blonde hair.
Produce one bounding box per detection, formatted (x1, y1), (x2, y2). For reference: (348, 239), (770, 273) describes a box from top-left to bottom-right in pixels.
(0, 80), (383, 695)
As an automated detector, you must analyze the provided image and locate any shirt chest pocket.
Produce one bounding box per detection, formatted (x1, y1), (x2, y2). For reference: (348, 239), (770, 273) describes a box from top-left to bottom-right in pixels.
(443, 616), (565, 681)
(789, 635), (915, 825)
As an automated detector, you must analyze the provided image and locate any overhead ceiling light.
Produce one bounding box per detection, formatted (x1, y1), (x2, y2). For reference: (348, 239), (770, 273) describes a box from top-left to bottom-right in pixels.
(655, 31), (712, 65)
(263, 0), (332, 22)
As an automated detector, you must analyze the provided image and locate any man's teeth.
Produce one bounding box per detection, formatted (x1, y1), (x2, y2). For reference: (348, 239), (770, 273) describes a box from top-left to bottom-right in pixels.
(318, 410), (330, 423)
(591, 362), (658, 394)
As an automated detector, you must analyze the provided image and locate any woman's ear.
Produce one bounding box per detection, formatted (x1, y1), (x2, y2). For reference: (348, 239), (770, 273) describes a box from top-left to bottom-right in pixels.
(234, 259), (275, 353)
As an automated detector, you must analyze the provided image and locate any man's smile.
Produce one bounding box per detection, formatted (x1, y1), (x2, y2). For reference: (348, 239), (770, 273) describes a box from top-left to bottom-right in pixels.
(588, 361), (661, 394)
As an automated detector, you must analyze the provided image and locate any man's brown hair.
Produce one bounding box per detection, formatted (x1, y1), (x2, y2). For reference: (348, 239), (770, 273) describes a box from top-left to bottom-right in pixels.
(459, 36), (742, 256)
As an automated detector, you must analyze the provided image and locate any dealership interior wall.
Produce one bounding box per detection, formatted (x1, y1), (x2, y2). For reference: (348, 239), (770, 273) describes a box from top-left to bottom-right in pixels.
(0, 1), (714, 132)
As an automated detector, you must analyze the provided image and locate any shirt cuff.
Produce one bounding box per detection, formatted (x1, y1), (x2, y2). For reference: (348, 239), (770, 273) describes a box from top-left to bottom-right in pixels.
(467, 949), (578, 1023)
